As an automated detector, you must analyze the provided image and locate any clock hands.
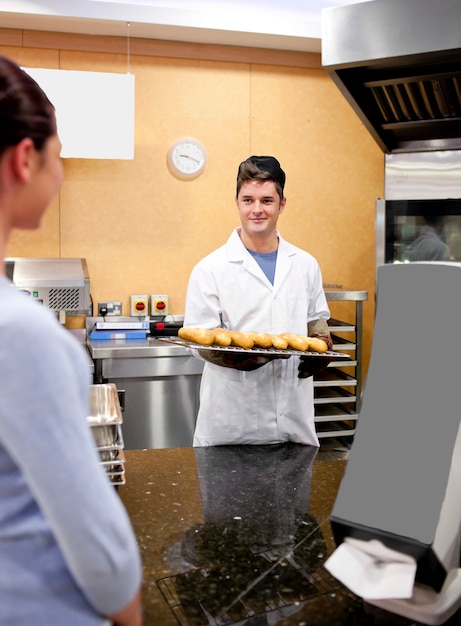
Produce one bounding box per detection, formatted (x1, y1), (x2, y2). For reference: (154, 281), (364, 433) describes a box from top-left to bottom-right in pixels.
(179, 153), (200, 163)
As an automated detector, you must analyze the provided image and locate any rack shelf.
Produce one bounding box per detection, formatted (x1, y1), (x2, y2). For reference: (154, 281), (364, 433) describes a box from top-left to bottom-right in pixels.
(314, 289), (368, 440)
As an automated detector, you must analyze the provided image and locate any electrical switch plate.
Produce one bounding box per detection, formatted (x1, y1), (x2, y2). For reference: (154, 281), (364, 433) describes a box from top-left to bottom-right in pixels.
(150, 294), (169, 316)
(130, 294), (148, 317)
(98, 301), (122, 316)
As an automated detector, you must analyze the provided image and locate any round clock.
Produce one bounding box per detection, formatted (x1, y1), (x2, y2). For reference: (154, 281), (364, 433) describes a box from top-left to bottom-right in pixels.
(167, 137), (207, 180)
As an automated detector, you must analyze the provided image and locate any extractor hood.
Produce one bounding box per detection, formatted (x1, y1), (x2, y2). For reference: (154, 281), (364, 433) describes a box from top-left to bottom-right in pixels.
(322, 0), (461, 153)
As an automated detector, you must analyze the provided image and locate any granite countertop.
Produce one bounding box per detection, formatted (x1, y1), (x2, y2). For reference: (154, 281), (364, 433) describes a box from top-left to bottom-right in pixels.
(119, 445), (461, 626)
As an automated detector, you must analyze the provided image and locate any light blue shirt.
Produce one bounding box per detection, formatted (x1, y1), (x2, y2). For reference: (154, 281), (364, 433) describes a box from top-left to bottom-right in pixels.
(0, 277), (141, 625)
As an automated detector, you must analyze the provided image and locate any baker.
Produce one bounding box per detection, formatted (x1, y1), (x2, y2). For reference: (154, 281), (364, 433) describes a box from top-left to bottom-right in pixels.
(183, 155), (332, 447)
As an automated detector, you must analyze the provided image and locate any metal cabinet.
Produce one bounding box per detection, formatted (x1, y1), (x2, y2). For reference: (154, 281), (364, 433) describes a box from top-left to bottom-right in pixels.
(314, 289), (368, 439)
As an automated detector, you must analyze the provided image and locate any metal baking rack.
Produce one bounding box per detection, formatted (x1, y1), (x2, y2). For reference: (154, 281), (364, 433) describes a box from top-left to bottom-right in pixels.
(158, 336), (351, 361)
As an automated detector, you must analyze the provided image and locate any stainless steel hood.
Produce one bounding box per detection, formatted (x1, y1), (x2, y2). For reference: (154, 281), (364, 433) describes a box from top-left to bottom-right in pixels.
(322, 0), (461, 153)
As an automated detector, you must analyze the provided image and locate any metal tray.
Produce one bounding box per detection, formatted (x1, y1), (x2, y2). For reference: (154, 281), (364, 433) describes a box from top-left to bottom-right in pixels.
(99, 448), (126, 467)
(158, 336), (351, 361)
(108, 473), (126, 486)
(90, 423), (124, 449)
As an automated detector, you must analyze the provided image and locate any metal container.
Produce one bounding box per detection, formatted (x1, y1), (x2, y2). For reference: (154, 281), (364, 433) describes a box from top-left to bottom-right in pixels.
(87, 383), (122, 425)
(87, 383), (125, 485)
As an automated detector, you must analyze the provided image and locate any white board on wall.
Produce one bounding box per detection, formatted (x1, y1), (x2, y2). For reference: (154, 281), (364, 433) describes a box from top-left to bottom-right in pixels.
(23, 68), (135, 159)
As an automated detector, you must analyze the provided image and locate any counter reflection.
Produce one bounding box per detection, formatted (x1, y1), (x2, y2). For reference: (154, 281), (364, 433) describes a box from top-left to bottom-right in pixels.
(160, 443), (338, 625)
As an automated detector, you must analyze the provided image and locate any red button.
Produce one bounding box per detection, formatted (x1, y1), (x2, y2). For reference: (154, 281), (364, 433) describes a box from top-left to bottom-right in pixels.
(157, 323), (164, 330)
(156, 301), (166, 311)
(135, 301), (145, 311)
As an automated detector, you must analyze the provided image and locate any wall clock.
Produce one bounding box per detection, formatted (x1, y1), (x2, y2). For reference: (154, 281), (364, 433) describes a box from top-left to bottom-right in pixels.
(167, 137), (207, 180)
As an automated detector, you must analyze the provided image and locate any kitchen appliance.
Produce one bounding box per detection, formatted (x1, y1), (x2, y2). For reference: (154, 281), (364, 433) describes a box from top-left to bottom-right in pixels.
(325, 262), (461, 625)
(6, 257), (92, 321)
(322, 0), (461, 154)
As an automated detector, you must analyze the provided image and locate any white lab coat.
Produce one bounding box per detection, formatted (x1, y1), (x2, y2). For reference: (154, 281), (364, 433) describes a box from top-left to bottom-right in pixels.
(184, 228), (330, 447)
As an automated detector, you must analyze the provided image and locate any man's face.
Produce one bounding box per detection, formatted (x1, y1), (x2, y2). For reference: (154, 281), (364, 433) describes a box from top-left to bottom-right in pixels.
(236, 179), (286, 240)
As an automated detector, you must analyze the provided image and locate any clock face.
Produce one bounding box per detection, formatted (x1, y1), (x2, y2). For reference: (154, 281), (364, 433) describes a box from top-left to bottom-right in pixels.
(168, 138), (206, 179)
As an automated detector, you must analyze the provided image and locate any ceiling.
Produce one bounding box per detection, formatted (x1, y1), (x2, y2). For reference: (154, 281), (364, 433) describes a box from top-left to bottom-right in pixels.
(0, 0), (372, 53)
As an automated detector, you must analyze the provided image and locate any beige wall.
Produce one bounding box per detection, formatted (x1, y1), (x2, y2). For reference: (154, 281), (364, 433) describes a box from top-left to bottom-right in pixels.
(0, 29), (384, 376)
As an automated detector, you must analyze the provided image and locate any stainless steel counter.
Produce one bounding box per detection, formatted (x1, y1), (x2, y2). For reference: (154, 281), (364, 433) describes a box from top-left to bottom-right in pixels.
(88, 336), (203, 450)
(86, 289), (368, 451)
(88, 336), (192, 360)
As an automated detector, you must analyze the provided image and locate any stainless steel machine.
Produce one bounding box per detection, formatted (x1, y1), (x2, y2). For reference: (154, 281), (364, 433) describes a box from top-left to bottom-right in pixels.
(6, 257), (92, 321)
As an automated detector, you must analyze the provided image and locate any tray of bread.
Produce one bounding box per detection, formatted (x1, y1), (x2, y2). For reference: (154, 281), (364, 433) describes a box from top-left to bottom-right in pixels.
(158, 328), (351, 360)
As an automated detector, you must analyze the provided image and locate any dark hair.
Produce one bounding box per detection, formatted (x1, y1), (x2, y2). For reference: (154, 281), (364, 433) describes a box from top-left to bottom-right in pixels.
(0, 55), (56, 157)
(236, 156), (285, 201)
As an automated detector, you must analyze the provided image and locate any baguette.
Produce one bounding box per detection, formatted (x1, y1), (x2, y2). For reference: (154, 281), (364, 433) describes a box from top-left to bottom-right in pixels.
(307, 336), (328, 353)
(280, 333), (310, 351)
(229, 331), (255, 349)
(178, 327), (215, 346)
(212, 327), (232, 346)
(247, 332), (273, 348)
(270, 334), (288, 350)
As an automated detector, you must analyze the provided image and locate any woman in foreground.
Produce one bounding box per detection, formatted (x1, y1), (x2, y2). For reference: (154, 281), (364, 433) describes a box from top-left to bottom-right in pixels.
(0, 55), (142, 625)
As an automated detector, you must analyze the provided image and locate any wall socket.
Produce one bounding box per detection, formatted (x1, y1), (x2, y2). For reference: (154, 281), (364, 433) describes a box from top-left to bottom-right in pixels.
(130, 294), (148, 317)
(98, 301), (122, 316)
(150, 294), (168, 316)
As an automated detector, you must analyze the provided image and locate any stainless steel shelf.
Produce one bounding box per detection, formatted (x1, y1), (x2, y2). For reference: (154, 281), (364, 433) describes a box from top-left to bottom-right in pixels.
(317, 423), (356, 438)
(331, 335), (356, 351)
(328, 318), (356, 333)
(313, 368), (357, 388)
(314, 387), (356, 404)
(314, 290), (367, 440)
(315, 403), (358, 421)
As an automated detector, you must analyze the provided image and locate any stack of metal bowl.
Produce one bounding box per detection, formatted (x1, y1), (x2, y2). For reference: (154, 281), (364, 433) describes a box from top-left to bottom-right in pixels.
(87, 383), (126, 486)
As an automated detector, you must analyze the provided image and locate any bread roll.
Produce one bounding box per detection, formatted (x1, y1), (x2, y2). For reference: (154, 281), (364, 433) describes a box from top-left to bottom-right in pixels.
(178, 327), (215, 346)
(229, 331), (255, 349)
(307, 336), (328, 353)
(280, 333), (310, 351)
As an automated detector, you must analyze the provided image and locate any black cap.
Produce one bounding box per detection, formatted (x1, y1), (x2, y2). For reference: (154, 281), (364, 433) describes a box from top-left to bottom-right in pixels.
(238, 155), (286, 192)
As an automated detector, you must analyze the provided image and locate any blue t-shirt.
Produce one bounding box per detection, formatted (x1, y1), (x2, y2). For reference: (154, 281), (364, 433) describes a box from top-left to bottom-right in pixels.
(247, 248), (278, 284)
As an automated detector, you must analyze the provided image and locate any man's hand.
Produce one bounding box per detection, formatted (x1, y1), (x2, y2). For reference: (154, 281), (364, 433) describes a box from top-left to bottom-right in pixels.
(298, 356), (332, 379)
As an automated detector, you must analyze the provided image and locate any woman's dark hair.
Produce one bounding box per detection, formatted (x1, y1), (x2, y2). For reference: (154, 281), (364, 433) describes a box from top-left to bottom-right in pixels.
(0, 55), (56, 157)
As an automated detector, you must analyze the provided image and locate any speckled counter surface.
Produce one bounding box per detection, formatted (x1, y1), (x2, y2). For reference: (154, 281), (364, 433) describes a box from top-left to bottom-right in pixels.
(120, 446), (459, 626)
